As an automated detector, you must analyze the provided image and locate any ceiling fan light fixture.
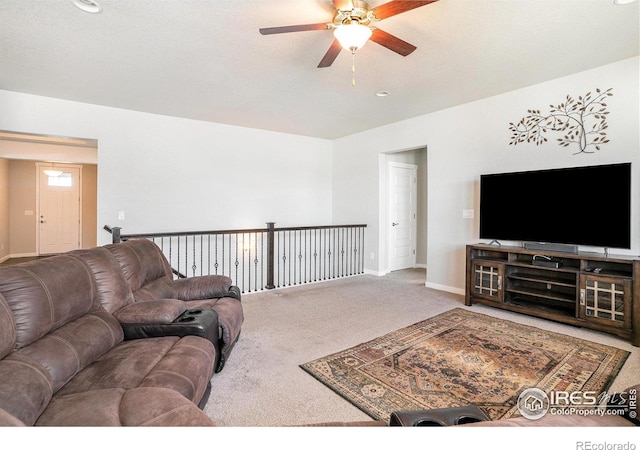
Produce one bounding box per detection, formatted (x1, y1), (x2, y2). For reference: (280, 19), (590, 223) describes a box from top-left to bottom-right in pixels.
(334, 23), (372, 53)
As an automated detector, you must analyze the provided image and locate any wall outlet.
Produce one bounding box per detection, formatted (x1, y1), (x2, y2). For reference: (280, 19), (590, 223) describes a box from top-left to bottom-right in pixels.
(462, 209), (474, 219)
(370, 252), (375, 260)
(118, 211), (125, 220)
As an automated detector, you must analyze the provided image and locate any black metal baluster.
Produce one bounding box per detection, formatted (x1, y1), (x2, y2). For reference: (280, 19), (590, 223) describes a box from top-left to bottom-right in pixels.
(214, 234), (219, 275)
(279, 231), (283, 287)
(341, 227), (345, 277)
(324, 228), (328, 280)
(191, 235), (196, 277)
(200, 234), (204, 276)
(222, 234), (226, 278)
(177, 236), (181, 278)
(350, 227), (354, 275)
(246, 233), (251, 292)
(253, 232), (259, 292)
(287, 231), (291, 286)
(299, 229), (302, 284)
(313, 229), (317, 282)
(234, 233), (239, 292)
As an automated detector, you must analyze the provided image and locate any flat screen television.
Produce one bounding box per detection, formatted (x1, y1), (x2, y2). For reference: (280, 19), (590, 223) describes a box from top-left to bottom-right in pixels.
(479, 163), (631, 249)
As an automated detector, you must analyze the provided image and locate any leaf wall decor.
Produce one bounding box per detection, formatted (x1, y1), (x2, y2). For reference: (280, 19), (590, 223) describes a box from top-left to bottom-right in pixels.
(508, 88), (613, 154)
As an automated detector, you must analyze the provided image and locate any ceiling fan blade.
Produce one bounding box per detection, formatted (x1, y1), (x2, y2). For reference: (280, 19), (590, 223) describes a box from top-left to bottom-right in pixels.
(370, 29), (416, 56)
(259, 23), (330, 35)
(317, 39), (343, 68)
(372, 0), (438, 20)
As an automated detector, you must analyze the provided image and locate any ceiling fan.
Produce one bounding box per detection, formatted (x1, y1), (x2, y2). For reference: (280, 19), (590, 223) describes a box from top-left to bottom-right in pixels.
(259, 0), (439, 68)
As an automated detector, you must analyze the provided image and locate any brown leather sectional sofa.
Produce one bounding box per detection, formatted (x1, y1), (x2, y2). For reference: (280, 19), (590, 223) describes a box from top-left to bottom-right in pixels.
(72, 239), (244, 372)
(0, 240), (242, 426)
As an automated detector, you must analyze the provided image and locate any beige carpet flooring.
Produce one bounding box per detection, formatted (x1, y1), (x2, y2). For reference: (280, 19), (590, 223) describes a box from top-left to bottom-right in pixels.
(203, 268), (639, 427)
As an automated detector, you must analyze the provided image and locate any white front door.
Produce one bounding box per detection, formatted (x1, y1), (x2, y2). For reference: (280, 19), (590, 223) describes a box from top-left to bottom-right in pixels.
(37, 164), (82, 255)
(388, 162), (417, 271)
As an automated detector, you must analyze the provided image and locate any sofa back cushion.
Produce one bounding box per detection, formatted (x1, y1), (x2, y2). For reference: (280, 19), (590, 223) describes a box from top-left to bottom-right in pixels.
(0, 256), (124, 425)
(70, 247), (136, 314)
(0, 292), (52, 426)
(19, 310), (124, 392)
(0, 256), (98, 349)
(106, 240), (176, 301)
(0, 294), (15, 359)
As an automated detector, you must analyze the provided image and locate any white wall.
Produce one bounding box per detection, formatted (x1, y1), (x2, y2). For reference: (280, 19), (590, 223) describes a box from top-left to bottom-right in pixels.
(0, 158), (8, 261)
(333, 57), (640, 293)
(0, 91), (334, 243)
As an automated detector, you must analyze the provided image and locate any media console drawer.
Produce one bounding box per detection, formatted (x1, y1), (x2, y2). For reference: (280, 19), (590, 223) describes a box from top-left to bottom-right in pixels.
(465, 244), (640, 346)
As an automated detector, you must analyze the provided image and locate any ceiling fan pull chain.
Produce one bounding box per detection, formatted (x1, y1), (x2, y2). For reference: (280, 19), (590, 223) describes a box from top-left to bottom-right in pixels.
(352, 51), (356, 86)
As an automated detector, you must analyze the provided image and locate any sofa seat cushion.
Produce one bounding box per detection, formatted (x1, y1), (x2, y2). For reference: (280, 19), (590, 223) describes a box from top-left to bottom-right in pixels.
(134, 277), (176, 302)
(0, 408), (25, 426)
(0, 352), (53, 426)
(36, 387), (215, 426)
(113, 299), (187, 324)
(57, 335), (215, 405)
(182, 298), (244, 353)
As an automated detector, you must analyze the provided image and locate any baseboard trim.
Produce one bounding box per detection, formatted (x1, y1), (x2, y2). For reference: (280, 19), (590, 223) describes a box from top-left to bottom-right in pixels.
(425, 281), (465, 296)
(9, 252), (38, 259)
(364, 268), (388, 277)
(0, 255), (9, 264)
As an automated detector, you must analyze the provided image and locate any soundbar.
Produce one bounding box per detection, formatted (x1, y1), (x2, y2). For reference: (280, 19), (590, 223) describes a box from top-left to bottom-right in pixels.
(524, 242), (578, 254)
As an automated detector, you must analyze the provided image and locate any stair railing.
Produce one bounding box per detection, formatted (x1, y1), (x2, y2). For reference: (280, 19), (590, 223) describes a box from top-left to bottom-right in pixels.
(104, 222), (366, 294)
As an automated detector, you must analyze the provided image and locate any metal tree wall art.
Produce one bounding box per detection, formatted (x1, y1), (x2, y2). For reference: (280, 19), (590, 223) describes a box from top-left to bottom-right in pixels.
(508, 88), (613, 154)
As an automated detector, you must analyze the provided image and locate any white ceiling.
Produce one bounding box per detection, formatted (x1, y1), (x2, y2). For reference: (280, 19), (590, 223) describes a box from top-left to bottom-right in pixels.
(1, 0), (638, 140)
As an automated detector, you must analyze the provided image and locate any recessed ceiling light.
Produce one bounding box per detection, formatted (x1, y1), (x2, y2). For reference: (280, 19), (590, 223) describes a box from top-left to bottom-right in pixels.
(70, 0), (102, 14)
(376, 91), (390, 97)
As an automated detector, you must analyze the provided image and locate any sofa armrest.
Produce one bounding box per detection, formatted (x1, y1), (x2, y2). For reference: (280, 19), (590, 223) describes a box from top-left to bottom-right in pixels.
(172, 275), (236, 300)
(120, 309), (220, 367)
(389, 405), (491, 426)
(114, 299), (188, 324)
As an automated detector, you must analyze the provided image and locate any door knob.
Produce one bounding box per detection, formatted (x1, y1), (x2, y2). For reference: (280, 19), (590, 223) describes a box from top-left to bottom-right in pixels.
(392, 222), (399, 226)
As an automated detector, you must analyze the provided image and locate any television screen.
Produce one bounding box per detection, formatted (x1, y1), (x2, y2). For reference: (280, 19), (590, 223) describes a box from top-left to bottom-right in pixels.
(479, 163), (631, 249)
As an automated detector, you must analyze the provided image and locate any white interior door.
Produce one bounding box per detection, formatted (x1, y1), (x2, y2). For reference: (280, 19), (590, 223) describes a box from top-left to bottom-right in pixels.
(37, 164), (81, 255)
(388, 162), (417, 271)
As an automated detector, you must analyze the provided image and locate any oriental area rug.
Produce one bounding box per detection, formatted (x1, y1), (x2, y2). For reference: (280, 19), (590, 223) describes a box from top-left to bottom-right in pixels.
(300, 308), (629, 422)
